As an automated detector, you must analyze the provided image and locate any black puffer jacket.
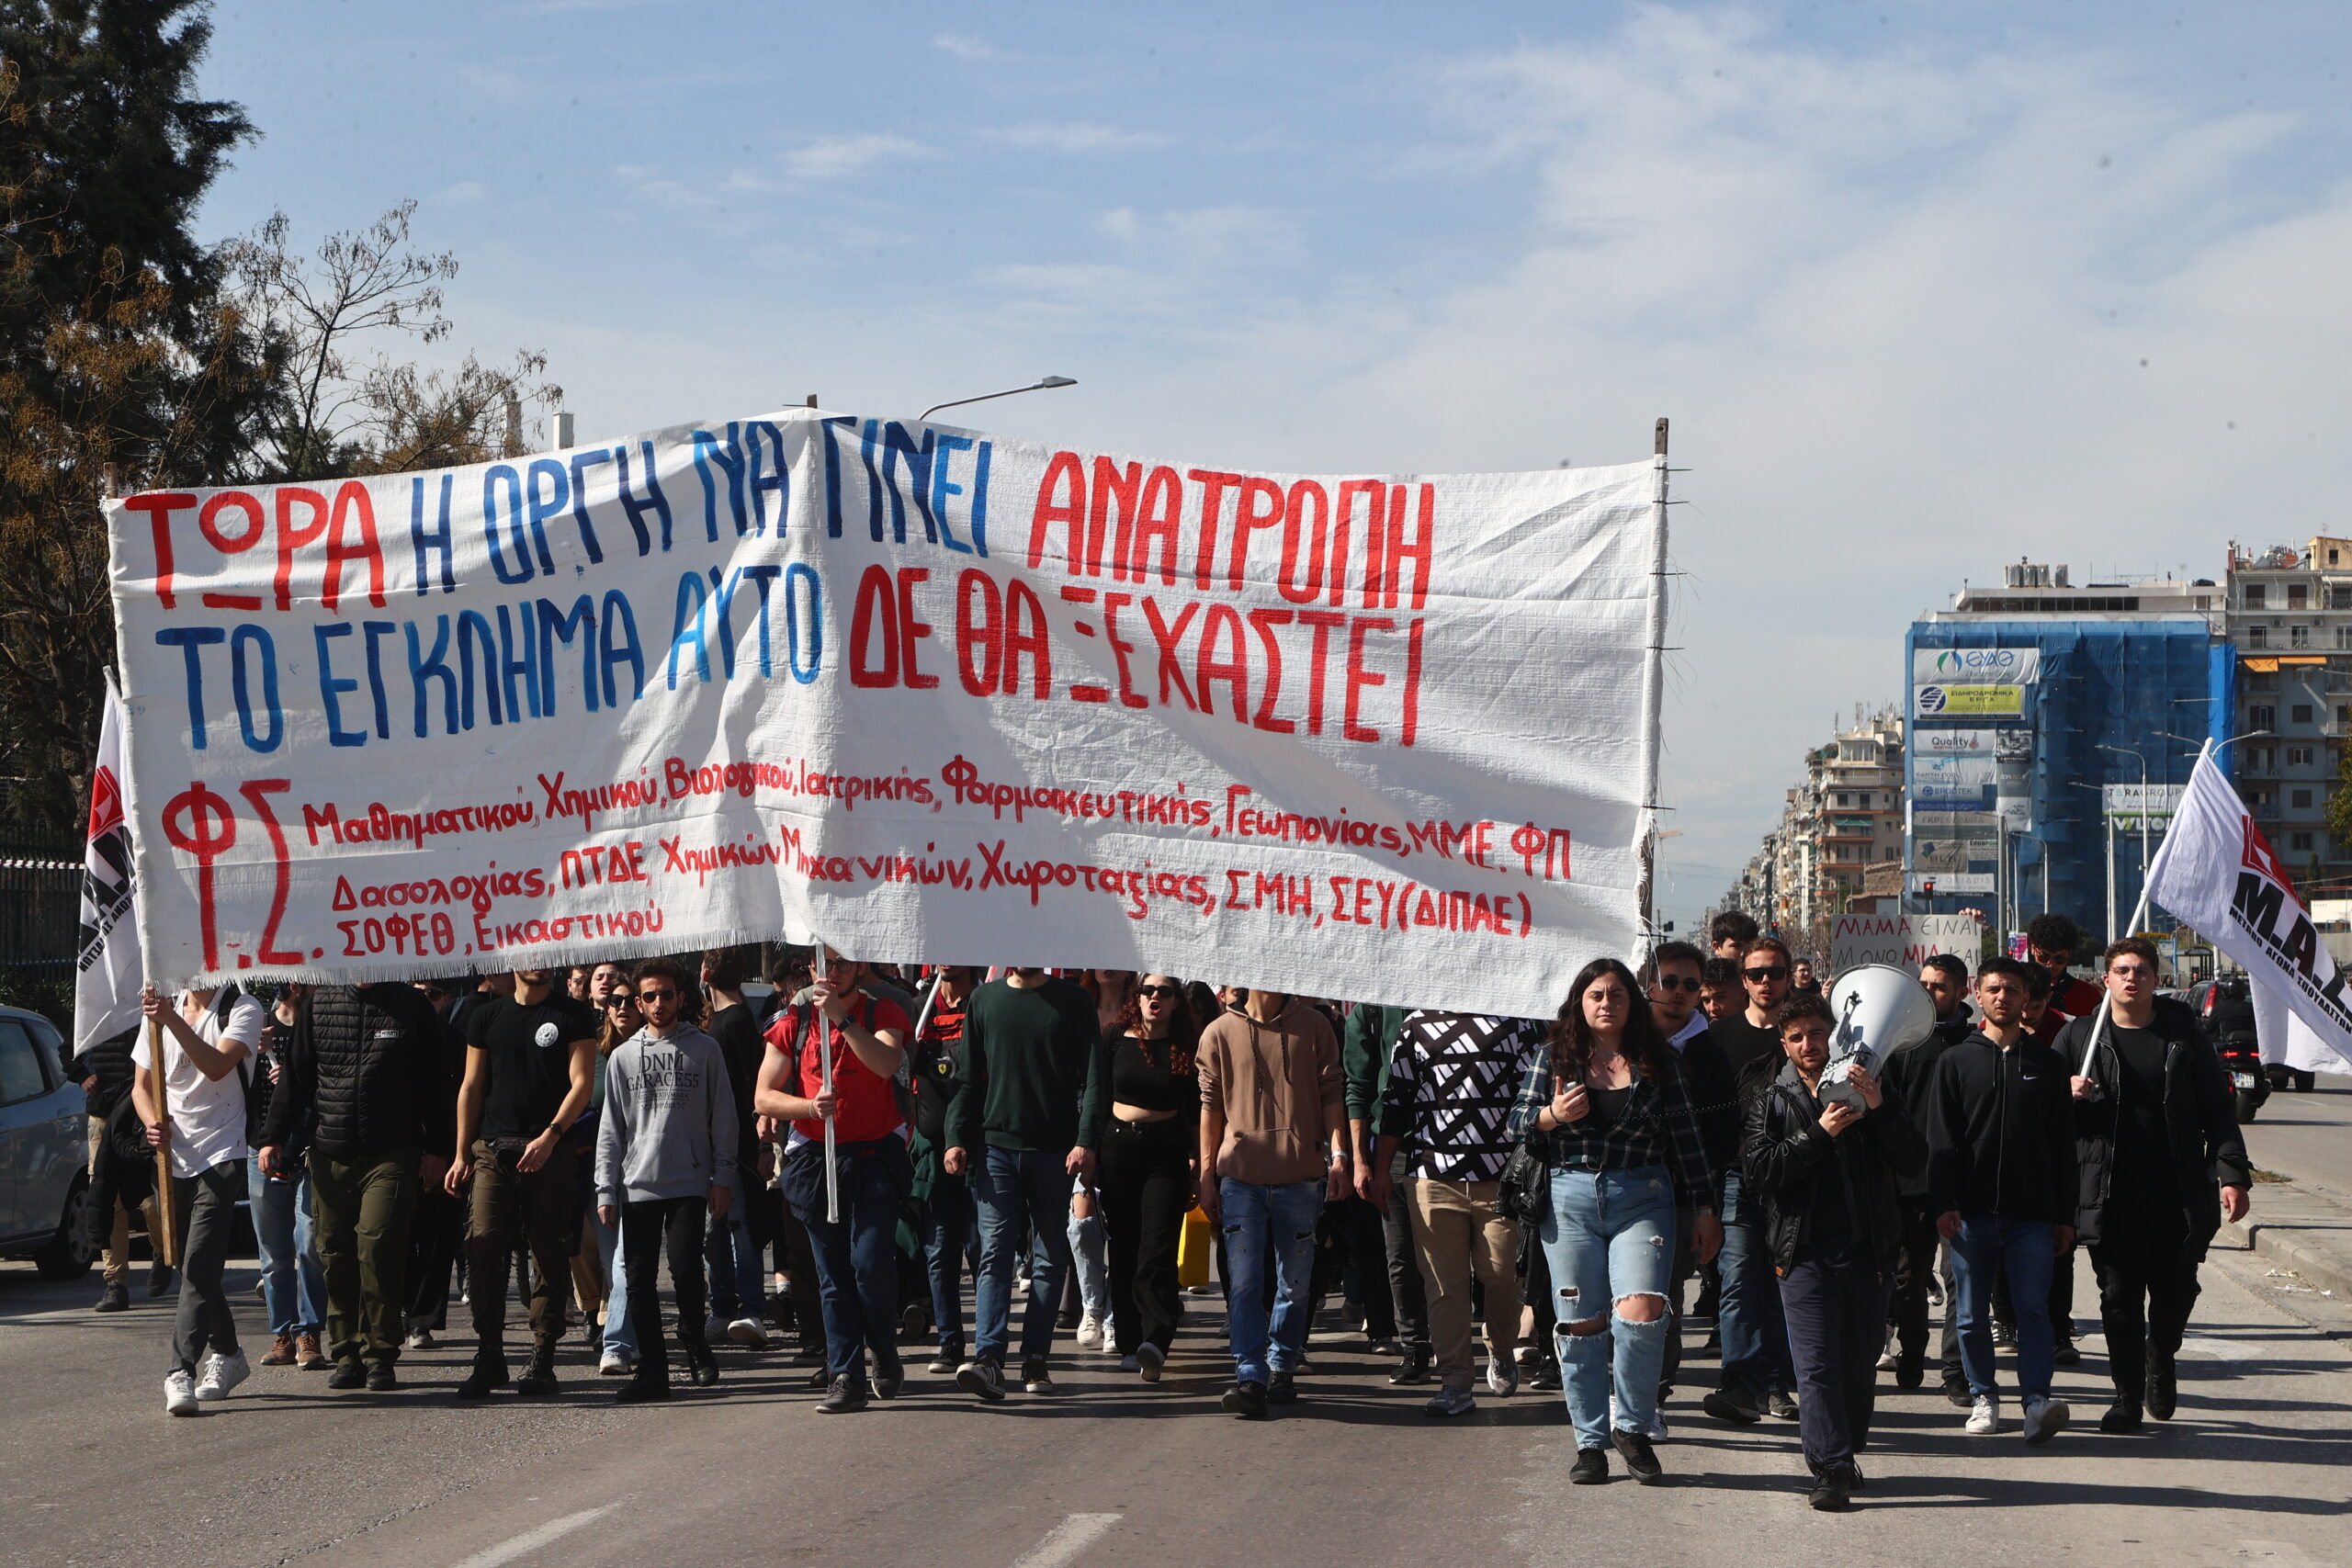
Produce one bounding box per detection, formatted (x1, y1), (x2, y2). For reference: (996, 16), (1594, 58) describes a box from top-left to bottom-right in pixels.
(259, 984), (453, 1158)
(1742, 1059), (1928, 1275)
(2054, 998), (2250, 1262)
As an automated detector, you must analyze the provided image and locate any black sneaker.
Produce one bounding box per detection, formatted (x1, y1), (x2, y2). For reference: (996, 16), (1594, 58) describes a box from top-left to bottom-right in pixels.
(1611, 1427), (1665, 1484)
(1387, 1346), (1433, 1385)
(2101, 1400), (2145, 1434)
(685, 1341), (720, 1389)
(873, 1353), (904, 1400)
(929, 1344), (964, 1376)
(1765, 1389), (1799, 1421)
(326, 1359), (368, 1391)
(95, 1280), (130, 1313)
(2145, 1358), (2177, 1421)
(816, 1375), (870, 1414)
(1702, 1384), (1762, 1425)
(146, 1260), (175, 1298)
(1222, 1380), (1269, 1419)
(614, 1371), (670, 1404)
(1943, 1379), (1973, 1408)
(2053, 1337), (2082, 1368)
(1021, 1357), (1055, 1394)
(899, 1303), (929, 1342)
(514, 1346), (558, 1395)
(366, 1363), (398, 1393)
(1894, 1356), (1924, 1390)
(1808, 1468), (1851, 1511)
(455, 1353), (510, 1399)
(1266, 1371), (1298, 1404)
(1569, 1447), (1611, 1485)
(956, 1358), (1007, 1403)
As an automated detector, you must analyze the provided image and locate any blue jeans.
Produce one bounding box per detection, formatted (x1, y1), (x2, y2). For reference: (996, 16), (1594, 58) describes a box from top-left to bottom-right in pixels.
(805, 1142), (910, 1382)
(1219, 1177), (1322, 1386)
(1717, 1169), (1792, 1396)
(1951, 1215), (2055, 1400)
(1068, 1185), (1110, 1320)
(1539, 1167), (1677, 1448)
(924, 1170), (978, 1352)
(973, 1146), (1073, 1366)
(246, 1158), (325, 1337)
(704, 1164), (766, 1324)
(593, 1202), (636, 1357)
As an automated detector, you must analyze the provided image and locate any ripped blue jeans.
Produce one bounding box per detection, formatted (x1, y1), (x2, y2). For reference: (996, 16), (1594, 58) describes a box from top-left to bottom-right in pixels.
(1218, 1177), (1323, 1386)
(1538, 1166), (1677, 1448)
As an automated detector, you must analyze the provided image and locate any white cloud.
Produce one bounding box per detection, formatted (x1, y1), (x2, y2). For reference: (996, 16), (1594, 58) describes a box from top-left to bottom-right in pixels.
(933, 31), (1011, 62)
(777, 132), (930, 181)
(985, 121), (1170, 153)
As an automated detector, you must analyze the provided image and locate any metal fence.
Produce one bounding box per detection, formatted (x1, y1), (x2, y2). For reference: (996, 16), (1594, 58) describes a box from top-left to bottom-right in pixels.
(0, 855), (78, 971)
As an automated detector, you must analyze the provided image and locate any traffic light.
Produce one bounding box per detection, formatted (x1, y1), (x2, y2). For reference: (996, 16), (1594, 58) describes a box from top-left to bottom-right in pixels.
(1922, 877), (1937, 898)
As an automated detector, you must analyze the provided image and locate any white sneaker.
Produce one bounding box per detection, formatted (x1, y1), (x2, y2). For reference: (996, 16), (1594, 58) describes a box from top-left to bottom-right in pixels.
(598, 1348), (635, 1376)
(2022, 1396), (2069, 1446)
(1075, 1315), (1105, 1351)
(727, 1316), (769, 1348)
(1487, 1355), (1517, 1396)
(1965, 1394), (2001, 1435)
(164, 1371), (199, 1416)
(194, 1348), (250, 1402)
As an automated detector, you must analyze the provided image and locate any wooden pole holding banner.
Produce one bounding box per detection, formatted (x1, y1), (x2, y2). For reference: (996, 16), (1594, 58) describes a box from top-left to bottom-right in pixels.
(1634, 417), (1671, 962)
(146, 1017), (178, 1269)
(811, 946), (839, 1224)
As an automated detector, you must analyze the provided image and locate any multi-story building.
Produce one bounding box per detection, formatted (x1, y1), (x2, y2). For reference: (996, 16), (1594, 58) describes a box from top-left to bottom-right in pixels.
(1716, 708), (1905, 952)
(2222, 537), (2352, 890)
(1905, 562), (2225, 943)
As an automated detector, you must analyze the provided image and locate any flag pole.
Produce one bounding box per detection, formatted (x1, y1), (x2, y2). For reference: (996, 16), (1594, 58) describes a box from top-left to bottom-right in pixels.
(146, 1017), (178, 1268)
(811, 946), (839, 1224)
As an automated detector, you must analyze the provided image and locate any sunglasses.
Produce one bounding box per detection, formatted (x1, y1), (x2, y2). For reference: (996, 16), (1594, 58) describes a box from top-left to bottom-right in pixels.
(1744, 965), (1790, 982)
(1138, 983), (1181, 999)
(607, 992), (641, 1007)
(1652, 975), (1702, 992)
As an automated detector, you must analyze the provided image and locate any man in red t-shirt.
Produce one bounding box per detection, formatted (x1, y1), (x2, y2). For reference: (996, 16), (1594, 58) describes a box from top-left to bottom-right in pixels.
(756, 948), (910, 1414)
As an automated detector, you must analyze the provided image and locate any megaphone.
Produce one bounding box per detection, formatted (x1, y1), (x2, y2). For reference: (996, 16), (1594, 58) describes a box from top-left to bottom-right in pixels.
(1820, 964), (1937, 1111)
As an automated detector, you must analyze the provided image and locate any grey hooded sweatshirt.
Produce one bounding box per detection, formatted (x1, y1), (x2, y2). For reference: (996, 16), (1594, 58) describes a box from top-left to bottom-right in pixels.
(595, 1024), (740, 1206)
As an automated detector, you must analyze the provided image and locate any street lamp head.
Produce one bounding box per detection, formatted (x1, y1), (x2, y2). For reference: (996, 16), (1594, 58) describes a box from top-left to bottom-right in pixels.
(918, 376), (1080, 422)
(1036, 376), (1077, 389)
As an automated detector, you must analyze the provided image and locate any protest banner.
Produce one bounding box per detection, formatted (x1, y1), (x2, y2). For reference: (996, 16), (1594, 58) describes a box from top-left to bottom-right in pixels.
(1829, 912), (1978, 976)
(106, 410), (1664, 1018)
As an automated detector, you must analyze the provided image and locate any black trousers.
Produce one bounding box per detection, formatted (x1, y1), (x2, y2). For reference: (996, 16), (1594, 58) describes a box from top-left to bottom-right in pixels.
(1098, 1117), (1192, 1355)
(622, 1195), (709, 1379)
(2091, 1196), (2199, 1398)
(1890, 1196), (1940, 1366)
(169, 1160), (245, 1375)
(404, 1180), (462, 1331)
(1381, 1149), (1431, 1350)
(1329, 1195), (1396, 1340)
(1779, 1243), (1888, 1475)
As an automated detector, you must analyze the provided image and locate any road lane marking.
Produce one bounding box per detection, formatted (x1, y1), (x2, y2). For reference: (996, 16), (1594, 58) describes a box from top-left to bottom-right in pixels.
(1011, 1513), (1122, 1568)
(449, 1505), (617, 1568)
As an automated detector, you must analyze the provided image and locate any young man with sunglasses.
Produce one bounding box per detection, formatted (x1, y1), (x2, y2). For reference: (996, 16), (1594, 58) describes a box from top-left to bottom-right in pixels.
(600, 957), (739, 1401)
(1702, 938), (1798, 1426)
(2057, 938), (2249, 1431)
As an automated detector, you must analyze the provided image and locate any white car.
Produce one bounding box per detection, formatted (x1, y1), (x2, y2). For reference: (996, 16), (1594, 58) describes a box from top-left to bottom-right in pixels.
(0, 1006), (92, 1279)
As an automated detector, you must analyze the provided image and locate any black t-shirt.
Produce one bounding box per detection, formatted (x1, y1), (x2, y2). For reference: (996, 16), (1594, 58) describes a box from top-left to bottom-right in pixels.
(1584, 1079), (1633, 1131)
(1711, 1013), (1782, 1085)
(910, 996), (969, 1145)
(707, 1001), (764, 1173)
(1109, 1033), (1201, 1120)
(469, 993), (597, 1141)
(2108, 1025), (2176, 1193)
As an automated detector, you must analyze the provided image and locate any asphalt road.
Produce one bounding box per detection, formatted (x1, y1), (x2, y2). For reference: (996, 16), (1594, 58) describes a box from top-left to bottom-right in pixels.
(5, 1236), (2347, 1568)
(2243, 1072), (2352, 1198)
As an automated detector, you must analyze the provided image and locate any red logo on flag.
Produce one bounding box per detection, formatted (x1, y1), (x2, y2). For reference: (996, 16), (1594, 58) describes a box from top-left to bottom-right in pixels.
(2242, 816), (2299, 900)
(86, 763), (123, 841)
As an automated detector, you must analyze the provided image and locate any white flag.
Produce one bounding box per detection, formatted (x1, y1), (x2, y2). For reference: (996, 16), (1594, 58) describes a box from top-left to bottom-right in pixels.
(2144, 746), (2352, 1074)
(73, 677), (142, 1057)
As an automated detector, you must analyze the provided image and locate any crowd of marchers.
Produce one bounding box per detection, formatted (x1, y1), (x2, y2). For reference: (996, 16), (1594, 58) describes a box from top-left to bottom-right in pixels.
(69, 908), (2248, 1513)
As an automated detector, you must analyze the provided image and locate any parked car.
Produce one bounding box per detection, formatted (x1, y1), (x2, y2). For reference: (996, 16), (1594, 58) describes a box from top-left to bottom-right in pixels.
(0, 1005), (92, 1279)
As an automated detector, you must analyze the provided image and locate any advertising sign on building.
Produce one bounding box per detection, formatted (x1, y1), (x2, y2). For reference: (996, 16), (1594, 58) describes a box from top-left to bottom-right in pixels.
(1914, 682), (2026, 719)
(2103, 783), (2185, 833)
(1911, 648), (2041, 686)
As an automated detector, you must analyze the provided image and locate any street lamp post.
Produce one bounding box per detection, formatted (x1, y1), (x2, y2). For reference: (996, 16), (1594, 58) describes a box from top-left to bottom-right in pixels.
(918, 376), (1078, 422)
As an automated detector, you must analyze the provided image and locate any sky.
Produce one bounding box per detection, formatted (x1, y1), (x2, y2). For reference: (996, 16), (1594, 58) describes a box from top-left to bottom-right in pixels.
(189, 0), (2352, 937)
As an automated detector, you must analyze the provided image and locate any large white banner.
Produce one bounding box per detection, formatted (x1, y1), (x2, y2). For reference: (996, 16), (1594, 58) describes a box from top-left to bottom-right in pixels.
(2145, 749), (2352, 1074)
(107, 410), (1660, 1017)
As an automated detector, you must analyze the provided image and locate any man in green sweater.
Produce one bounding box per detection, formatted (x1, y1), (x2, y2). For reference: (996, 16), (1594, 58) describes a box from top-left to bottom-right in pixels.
(943, 967), (1107, 1401)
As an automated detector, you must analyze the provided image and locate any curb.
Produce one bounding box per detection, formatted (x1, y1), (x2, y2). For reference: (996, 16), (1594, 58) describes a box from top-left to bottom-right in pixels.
(2224, 1217), (2352, 1303)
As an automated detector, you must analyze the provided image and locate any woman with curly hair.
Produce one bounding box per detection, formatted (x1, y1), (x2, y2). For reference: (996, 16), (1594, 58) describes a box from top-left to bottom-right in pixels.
(1095, 973), (1202, 1379)
(1510, 957), (1721, 1485)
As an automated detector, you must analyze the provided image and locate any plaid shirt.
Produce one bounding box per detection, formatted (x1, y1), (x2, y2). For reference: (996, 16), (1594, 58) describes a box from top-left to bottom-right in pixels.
(1507, 1051), (1716, 1203)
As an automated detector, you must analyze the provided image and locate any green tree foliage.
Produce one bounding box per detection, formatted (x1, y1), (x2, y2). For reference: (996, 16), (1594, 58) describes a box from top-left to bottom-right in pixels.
(0, 0), (276, 844)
